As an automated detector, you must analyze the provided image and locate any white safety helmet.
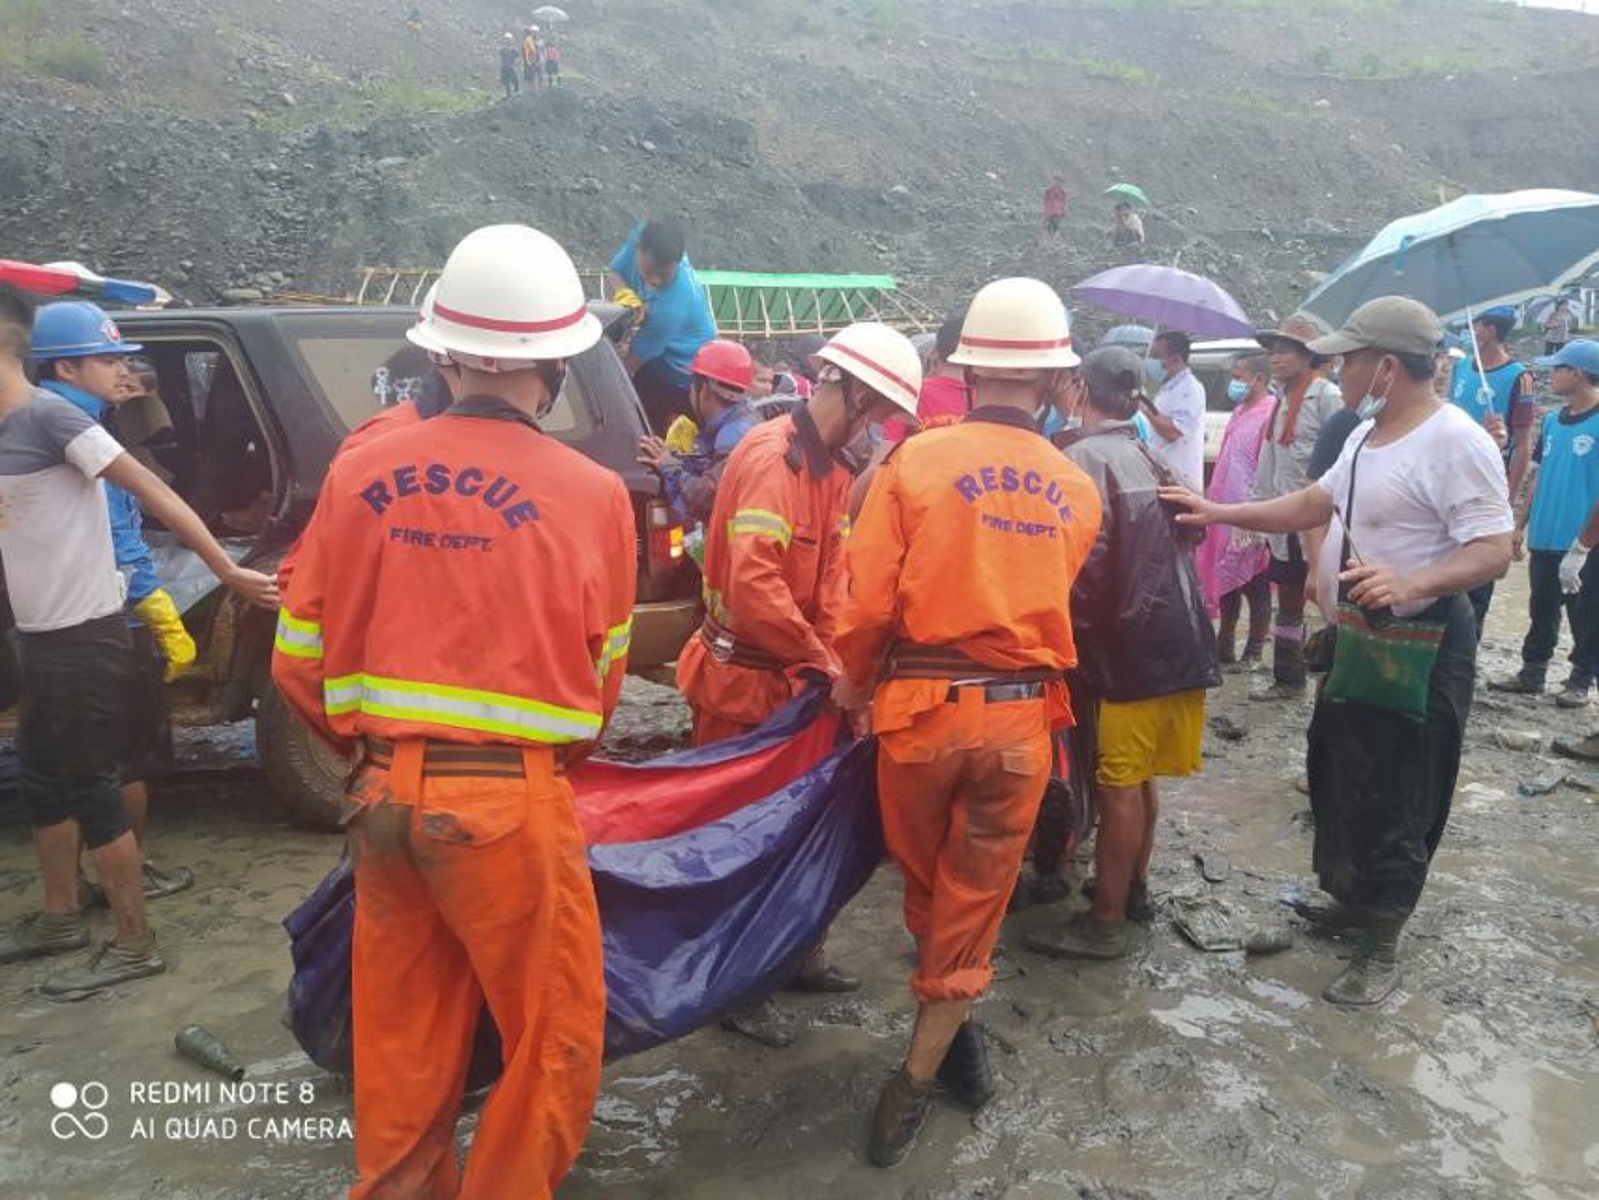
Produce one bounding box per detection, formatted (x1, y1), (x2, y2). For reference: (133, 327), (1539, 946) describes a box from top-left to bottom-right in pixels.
(407, 224), (601, 371)
(813, 321), (923, 417)
(947, 277), (1081, 374)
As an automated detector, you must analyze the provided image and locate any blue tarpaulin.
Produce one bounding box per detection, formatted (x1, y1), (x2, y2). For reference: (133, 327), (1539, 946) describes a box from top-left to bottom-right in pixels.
(284, 690), (885, 1077)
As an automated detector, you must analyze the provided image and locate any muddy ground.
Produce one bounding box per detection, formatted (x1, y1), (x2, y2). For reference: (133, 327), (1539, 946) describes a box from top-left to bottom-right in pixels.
(1, 573), (1597, 1200)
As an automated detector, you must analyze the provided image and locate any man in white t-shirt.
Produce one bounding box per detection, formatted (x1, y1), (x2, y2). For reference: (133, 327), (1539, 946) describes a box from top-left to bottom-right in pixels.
(0, 286), (278, 999)
(1137, 331), (1205, 489)
(1159, 296), (1512, 1010)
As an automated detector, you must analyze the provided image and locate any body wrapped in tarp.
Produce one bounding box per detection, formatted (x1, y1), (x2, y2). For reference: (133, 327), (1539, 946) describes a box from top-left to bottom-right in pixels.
(283, 690), (884, 1076)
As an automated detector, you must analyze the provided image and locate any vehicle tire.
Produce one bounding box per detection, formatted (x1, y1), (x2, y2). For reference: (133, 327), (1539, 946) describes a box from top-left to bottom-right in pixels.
(256, 681), (347, 831)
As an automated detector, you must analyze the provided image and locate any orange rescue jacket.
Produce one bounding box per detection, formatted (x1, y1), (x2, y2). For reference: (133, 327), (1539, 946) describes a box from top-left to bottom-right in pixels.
(277, 401), (423, 593)
(272, 397), (636, 753)
(693, 409), (851, 671)
(836, 407), (1103, 732)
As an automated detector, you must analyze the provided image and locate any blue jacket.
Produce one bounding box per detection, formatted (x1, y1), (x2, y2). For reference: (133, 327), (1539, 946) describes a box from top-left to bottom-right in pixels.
(660, 401), (759, 524)
(44, 380), (159, 604)
(609, 224), (718, 387)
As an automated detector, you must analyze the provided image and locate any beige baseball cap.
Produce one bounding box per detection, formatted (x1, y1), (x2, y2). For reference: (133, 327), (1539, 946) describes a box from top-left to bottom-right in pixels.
(1307, 296), (1443, 358)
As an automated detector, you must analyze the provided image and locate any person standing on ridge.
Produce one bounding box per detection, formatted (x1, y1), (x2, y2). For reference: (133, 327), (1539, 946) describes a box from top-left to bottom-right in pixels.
(1042, 176), (1069, 242)
(835, 278), (1101, 1167)
(498, 33), (521, 99)
(273, 224), (636, 1199)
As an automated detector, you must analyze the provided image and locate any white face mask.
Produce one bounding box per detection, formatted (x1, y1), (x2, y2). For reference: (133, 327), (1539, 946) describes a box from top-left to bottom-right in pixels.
(1357, 358), (1394, 420)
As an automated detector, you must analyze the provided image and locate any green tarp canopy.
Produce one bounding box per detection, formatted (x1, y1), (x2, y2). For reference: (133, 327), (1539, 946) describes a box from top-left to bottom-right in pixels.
(694, 270), (938, 337)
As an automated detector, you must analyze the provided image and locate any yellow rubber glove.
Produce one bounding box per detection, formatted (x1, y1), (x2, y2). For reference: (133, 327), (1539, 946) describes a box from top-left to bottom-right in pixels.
(133, 589), (198, 682)
(664, 415), (700, 455)
(611, 285), (644, 309)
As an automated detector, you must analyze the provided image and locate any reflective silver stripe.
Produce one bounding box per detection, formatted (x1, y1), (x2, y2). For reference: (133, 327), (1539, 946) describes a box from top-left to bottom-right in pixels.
(322, 673), (600, 743)
(274, 610), (324, 659)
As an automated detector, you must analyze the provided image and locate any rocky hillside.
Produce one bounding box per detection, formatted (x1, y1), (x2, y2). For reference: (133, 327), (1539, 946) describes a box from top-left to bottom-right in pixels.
(2, 0), (1597, 329)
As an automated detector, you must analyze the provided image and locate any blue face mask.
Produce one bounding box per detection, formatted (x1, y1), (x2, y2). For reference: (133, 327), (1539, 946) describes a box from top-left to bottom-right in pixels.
(1226, 379), (1249, 406)
(1146, 357), (1167, 387)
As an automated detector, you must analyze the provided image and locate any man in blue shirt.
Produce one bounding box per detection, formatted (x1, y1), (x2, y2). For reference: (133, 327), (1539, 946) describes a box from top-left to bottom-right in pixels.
(1450, 305), (1536, 636)
(1492, 339), (1599, 706)
(609, 217), (718, 434)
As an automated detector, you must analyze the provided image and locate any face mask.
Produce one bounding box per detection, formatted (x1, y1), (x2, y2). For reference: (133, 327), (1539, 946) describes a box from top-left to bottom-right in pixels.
(1146, 358), (1167, 388)
(1356, 358), (1393, 420)
(1226, 379), (1249, 406)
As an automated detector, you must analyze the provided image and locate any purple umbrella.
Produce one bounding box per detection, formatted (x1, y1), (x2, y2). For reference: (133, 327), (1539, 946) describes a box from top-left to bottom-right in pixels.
(1072, 264), (1255, 338)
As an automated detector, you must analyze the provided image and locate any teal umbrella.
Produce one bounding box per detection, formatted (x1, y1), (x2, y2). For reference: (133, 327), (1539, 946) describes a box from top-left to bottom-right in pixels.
(1105, 183), (1149, 207)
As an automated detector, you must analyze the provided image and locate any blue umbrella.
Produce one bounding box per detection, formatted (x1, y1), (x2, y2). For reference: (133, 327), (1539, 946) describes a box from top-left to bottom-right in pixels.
(1300, 189), (1599, 328)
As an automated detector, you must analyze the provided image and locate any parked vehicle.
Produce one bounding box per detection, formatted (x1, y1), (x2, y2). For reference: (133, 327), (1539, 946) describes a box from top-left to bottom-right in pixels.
(107, 303), (699, 827)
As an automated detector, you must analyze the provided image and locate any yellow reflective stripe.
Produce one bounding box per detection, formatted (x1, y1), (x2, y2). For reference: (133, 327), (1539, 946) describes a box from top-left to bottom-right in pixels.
(322, 673), (601, 743)
(728, 508), (793, 548)
(838, 513), (853, 540)
(594, 618), (633, 678)
(274, 610), (323, 660)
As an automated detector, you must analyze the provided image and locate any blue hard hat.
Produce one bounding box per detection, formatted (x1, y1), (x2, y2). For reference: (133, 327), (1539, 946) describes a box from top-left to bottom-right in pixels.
(1536, 339), (1599, 376)
(28, 301), (142, 361)
(1475, 305), (1519, 325)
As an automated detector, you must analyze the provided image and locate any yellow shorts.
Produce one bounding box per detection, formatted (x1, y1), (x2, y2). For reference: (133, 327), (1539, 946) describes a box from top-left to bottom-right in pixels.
(1096, 690), (1205, 788)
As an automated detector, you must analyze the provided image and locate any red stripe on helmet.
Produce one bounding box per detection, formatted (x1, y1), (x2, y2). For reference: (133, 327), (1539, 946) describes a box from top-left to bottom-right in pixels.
(826, 340), (917, 400)
(958, 334), (1074, 350)
(432, 301), (589, 334)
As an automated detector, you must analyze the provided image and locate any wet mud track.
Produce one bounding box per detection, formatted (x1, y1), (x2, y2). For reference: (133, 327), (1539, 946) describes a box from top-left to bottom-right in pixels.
(1, 594), (1596, 1198)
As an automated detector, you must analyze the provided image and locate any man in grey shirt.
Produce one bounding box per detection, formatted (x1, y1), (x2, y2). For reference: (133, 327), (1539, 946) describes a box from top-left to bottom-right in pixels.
(0, 286), (277, 999)
(1252, 316), (1343, 701)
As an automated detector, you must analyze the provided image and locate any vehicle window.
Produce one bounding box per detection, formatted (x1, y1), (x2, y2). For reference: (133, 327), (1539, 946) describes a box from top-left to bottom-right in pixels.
(286, 334), (587, 440)
(129, 339), (276, 537)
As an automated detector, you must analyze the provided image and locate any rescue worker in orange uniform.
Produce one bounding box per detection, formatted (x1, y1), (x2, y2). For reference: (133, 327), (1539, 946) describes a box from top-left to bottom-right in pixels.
(272, 224), (636, 1200)
(834, 277), (1103, 1167)
(677, 320), (923, 1037)
(676, 321), (925, 746)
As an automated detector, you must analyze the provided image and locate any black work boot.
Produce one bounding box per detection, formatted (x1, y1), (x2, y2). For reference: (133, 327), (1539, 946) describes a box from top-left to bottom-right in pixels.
(866, 1067), (936, 1167)
(1556, 673), (1593, 709)
(1322, 914), (1404, 1007)
(935, 1020), (995, 1111)
(1488, 666), (1546, 695)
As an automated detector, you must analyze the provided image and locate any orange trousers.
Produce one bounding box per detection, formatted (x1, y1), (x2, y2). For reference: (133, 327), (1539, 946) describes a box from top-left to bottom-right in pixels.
(345, 741), (605, 1200)
(877, 690), (1052, 1002)
(677, 635), (794, 747)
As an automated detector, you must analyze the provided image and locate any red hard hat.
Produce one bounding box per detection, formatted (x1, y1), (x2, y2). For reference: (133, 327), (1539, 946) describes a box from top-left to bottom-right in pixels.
(689, 339), (754, 392)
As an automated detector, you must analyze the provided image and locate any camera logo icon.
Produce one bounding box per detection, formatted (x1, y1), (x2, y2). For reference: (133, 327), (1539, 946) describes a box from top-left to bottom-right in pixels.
(50, 1082), (110, 1140)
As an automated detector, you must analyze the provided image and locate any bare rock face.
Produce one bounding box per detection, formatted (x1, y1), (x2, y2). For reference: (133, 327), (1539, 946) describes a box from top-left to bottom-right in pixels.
(0, 0), (1592, 320)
